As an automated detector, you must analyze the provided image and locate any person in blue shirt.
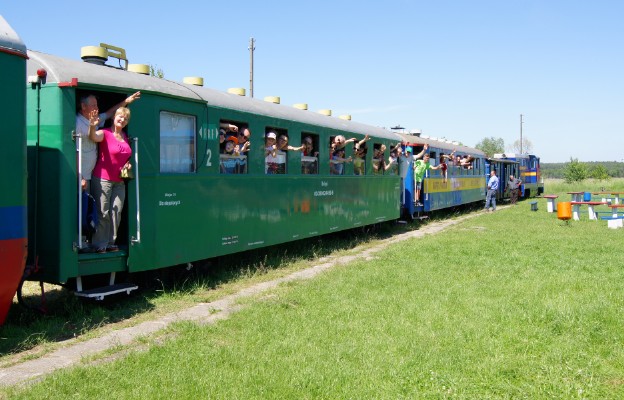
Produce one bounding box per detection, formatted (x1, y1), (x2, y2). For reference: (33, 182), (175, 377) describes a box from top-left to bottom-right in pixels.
(485, 169), (499, 211)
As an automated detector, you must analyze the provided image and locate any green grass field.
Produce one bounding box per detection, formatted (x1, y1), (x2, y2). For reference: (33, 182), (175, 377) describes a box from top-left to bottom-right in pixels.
(3, 179), (624, 399)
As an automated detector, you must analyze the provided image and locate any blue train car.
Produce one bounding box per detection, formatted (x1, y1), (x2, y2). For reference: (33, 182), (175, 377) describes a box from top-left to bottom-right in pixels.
(486, 158), (521, 202)
(493, 153), (544, 197)
(395, 133), (487, 216)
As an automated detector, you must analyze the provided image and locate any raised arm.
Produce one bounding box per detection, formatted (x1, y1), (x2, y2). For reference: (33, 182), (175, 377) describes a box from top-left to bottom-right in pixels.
(390, 142), (402, 153)
(413, 143), (429, 159)
(355, 134), (371, 148)
(103, 91), (141, 119)
(87, 110), (104, 143)
(288, 144), (305, 151)
(219, 122), (239, 133)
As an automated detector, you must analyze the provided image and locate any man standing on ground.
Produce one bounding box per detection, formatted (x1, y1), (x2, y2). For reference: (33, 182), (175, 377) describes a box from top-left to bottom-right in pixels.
(507, 174), (521, 205)
(485, 169), (499, 211)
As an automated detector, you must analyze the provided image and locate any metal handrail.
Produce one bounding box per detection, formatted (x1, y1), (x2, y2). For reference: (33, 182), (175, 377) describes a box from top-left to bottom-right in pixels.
(131, 137), (141, 244)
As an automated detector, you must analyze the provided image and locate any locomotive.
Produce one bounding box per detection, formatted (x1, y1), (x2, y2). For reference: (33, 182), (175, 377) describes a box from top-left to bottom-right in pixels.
(0, 15), (540, 324)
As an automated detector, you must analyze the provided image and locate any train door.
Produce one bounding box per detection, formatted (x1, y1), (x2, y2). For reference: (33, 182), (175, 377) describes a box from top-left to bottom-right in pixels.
(74, 89), (135, 254)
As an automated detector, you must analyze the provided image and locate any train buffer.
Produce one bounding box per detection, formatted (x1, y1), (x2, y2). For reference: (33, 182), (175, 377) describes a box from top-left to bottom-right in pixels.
(74, 272), (138, 301)
(543, 195), (558, 212)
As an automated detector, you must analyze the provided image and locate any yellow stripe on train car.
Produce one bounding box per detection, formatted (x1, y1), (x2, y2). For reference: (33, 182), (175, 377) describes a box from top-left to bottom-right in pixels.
(522, 172), (537, 177)
(424, 177), (486, 193)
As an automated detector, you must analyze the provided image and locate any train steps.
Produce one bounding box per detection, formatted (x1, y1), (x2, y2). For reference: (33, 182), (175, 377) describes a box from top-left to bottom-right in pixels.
(74, 272), (138, 301)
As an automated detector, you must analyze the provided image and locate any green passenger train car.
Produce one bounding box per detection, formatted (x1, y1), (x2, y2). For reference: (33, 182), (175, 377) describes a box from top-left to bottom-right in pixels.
(24, 49), (401, 292)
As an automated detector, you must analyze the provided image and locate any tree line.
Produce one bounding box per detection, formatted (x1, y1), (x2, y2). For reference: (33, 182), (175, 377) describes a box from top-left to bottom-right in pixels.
(473, 136), (623, 183)
(542, 160), (624, 182)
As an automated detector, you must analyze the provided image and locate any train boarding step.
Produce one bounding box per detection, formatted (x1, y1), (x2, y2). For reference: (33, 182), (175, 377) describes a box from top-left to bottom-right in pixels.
(75, 283), (138, 301)
(74, 272), (138, 301)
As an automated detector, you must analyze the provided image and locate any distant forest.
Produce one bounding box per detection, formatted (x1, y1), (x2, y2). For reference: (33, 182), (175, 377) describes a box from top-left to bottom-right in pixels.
(541, 161), (624, 179)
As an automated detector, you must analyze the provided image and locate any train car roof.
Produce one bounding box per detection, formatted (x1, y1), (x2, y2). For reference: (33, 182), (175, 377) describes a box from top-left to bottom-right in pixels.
(0, 15), (27, 57)
(488, 158), (519, 165)
(393, 132), (486, 156)
(26, 50), (399, 141)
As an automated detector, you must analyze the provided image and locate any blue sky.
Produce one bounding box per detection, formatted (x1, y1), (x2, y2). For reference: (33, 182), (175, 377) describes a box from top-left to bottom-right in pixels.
(4, 1), (623, 162)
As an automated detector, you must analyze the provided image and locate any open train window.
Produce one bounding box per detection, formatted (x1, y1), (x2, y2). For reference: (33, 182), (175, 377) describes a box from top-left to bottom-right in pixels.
(219, 120), (249, 174)
(353, 137), (369, 176)
(372, 143), (386, 175)
(160, 111), (196, 173)
(265, 127), (288, 174)
(301, 133), (318, 175)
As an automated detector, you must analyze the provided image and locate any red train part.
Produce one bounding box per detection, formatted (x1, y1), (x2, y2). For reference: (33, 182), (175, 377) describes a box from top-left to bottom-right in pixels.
(0, 238), (27, 325)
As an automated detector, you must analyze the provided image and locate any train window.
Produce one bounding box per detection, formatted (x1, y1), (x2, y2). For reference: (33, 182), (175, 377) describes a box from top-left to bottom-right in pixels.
(160, 111), (196, 173)
(352, 137), (370, 176)
(219, 120), (249, 174)
(372, 143), (386, 175)
(265, 127), (288, 174)
(301, 133), (318, 175)
(386, 145), (399, 175)
(330, 146), (349, 175)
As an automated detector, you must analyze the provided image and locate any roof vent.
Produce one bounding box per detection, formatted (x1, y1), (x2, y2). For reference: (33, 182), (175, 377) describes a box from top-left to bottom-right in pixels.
(81, 46), (107, 65)
(81, 43), (128, 69)
(293, 103), (308, 110)
(409, 129), (421, 136)
(264, 96), (280, 104)
(183, 77), (204, 86)
(128, 64), (150, 75)
(227, 88), (246, 96)
(338, 115), (351, 121)
(318, 109), (332, 116)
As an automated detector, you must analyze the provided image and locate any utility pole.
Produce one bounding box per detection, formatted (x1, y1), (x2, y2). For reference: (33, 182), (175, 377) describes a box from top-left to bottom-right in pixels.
(249, 37), (255, 98)
(519, 114), (524, 154)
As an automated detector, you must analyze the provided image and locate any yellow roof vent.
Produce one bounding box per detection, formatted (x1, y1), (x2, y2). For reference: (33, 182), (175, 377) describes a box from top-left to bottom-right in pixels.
(183, 77), (204, 86)
(80, 46), (108, 65)
(81, 43), (128, 69)
(264, 96), (281, 104)
(338, 115), (351, 121)
(318, 109), (332, 116)
(293, 103), (308, 110)
(99, 43), (128, 70)
(128, 64), (150, 75)
(227, 88), (246, 96)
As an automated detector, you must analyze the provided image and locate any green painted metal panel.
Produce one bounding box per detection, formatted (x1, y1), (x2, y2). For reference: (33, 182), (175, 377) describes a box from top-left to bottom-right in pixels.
(127, 175), (399, 272)
(26, 84), (80, 283)
(0, 52), (27, 209)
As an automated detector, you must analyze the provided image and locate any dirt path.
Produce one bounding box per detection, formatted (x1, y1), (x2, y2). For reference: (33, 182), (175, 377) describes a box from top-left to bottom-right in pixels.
(0, 211), (486, 387)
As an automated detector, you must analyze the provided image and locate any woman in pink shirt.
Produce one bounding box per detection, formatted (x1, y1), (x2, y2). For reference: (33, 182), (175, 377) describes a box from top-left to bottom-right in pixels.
(88, 107), (134, 253)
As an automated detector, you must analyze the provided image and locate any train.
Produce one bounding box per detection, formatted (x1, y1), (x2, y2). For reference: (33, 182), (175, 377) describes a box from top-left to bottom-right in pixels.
(493, 153), (544, 198)
(0, 15), (542, 325)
